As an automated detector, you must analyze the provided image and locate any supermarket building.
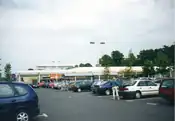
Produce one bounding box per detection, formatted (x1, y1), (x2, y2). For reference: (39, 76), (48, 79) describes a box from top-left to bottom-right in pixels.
(15, 64), (143, 84)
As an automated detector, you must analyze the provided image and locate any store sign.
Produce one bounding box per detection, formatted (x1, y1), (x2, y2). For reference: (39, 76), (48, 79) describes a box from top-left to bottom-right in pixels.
(50, 74), (62, 79)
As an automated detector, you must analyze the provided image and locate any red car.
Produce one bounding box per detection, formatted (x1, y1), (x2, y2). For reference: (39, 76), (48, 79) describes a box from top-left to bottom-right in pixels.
(159, 78), (174, 103)
(38, 81), (45, 87)
(49, 82), (54, 88)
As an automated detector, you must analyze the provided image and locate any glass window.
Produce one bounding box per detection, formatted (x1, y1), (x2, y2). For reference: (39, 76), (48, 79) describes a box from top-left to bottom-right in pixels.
(137, 81), (147, 86)
(146, 81), (157, 86)
(161, 79), (174, 88)
(0, 84), (14, 98)
(154, 80), (161, 83)
(14, 85), (28, 96)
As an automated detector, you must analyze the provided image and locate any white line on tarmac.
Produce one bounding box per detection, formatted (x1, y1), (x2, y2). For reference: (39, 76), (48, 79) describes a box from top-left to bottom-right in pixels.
(146, 102), (158, 106)
(125, 100), (134, 102)
(37, 113), (48, 118)
(97, 96), (102, 98)
(136, 97), (160, 101)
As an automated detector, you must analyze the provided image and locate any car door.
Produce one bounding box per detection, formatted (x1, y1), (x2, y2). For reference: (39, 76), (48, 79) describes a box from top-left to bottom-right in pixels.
(0, 84), (16, 120)
(159, 79), (174, 100)
(136, 81), (149, 96)
(146, 81), (159, 95)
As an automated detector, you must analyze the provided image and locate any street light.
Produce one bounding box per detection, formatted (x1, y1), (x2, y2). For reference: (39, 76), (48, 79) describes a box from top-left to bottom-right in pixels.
(90, 42), (106, 66)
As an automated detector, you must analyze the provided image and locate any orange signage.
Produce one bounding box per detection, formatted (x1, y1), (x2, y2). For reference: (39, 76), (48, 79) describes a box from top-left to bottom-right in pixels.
(50, 74), (62, 79)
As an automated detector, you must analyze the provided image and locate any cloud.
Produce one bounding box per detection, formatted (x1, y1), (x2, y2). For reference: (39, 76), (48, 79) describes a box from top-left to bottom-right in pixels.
(0, 0), (174, 72)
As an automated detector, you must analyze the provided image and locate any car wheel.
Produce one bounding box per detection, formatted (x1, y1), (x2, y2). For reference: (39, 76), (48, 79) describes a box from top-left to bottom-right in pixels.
(16, 110), (30, 121)
(105, 90), (111, 95)
(135, 91), (141, 99)
(78, 88), (81, 92)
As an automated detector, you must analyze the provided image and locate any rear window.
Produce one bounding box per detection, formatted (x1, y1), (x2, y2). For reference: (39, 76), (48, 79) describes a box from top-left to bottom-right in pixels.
(123, 81), (137, 86)
(161, 79), (174, 88)
(0, 84), (14, 98)
(14, 85), (28, 96)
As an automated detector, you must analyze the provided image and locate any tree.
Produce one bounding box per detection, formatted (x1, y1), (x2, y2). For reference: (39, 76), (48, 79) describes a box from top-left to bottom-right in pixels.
(28, 68), (34, 70)
(99, 54), (113, 67)
(84, 63), (92, 67)
(142, 60), (155, 77)
(137, 49), (156, 65)
(79, 63), (92, 67)
(74, 65), (79, 67)
(122, 49), (136, 66)
(111, 50), (124, 66)
(79, 63), (85, 67)
(119, 67), (135, 79)
(4, 63), (12, 81)
(103, 66), (110, 81)
(154, 51), (170, 75)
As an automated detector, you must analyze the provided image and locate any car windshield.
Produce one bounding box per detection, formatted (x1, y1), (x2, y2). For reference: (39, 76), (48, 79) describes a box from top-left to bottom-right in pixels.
(123, 81), (137, 86)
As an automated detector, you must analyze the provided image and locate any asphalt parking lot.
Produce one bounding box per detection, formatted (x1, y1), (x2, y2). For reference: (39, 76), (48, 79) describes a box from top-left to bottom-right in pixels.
(35, 88), (174, 121)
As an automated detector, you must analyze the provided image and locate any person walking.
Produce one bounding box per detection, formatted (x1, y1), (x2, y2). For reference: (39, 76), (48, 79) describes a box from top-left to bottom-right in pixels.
(112, 82), (120, 100)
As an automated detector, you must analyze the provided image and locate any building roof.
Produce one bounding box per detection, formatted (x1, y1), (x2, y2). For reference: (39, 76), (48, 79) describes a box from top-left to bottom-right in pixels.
(16, 66), (143, 76)
(36, 64), (75, 67)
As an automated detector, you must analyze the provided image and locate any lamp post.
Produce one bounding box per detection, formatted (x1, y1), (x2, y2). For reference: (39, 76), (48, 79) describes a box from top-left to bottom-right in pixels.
(89, 41), (106, 66)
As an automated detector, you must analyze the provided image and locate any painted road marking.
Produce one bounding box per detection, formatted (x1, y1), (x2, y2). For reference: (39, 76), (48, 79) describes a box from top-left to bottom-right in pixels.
(147, 103), (158, 106)
(125, 100), (134, 102)
(136, 97), (160, 101)
(37, 113), (48, 118)
(97, 96), (102, 98)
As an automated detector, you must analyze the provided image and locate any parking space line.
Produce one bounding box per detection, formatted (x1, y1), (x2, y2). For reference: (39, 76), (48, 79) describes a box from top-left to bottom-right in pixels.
(125, 100), (134, 102)
(97, 96), (102, 98)
(146, 103), (158, 106)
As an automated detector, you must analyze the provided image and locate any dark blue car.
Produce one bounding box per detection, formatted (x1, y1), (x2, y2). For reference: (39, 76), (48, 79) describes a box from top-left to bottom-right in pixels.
(0, 81), (40, 121)
(94, 80), (123, 95)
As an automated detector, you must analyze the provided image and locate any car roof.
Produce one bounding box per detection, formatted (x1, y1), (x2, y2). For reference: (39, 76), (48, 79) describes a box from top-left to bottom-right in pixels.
(135, 79), (152, 82)
(0, 81), (27, 85)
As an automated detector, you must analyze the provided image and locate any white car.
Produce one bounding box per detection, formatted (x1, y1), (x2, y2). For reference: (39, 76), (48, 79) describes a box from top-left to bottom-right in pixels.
(119, 80), (159, 99)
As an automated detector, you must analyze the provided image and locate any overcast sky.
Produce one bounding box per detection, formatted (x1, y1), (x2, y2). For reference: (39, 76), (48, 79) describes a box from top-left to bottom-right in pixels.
(0, 0), (174, 72)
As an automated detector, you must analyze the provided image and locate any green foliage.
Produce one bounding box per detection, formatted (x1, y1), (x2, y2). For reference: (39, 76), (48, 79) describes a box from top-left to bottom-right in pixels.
(79, 63), (92, 67)
(99, 54), (113, 67)
(119, 67), (135, 79)
(122, 50), (136, 67)
(99, 44), (174, 76)
(111, 50), (124, 66)
(74, 65), (78, 67)
(103, 67), (110, 81)
(154, 51), (170, 74)
(142, 60), (155, 76)
(4, 63), (12, 81)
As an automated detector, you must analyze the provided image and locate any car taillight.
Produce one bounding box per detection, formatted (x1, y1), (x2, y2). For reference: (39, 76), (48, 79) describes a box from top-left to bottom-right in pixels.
(120, 88), (128, 91)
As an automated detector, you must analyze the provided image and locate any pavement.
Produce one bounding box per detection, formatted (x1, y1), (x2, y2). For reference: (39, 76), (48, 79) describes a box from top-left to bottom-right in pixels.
(35, 88), (174, 121)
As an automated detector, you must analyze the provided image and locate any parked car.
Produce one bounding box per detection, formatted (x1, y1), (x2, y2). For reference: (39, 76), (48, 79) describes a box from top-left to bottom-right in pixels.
(119, 80), (159, 99)
(0, 81), (40, 121)
(159, 78), (174, 103)
(56, 81), (63, 90)
(43, 81), (50, 88)
(30, 83), (39, 88)
(68, 81), (75, 91)
(153, 79), (162, 86)
(71, 80), (93, 92)
(38, 81), (45, 87)
(91, 80), (103, 94)
(93, 80), (123, 95)
(53, 81), (59, 89)
(49, 81), (54, 88)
